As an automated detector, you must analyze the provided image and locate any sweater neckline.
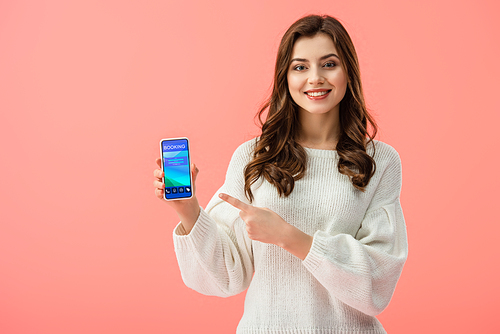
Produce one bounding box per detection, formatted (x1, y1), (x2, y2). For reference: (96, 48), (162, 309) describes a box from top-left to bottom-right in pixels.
(303, 146), (338, 158)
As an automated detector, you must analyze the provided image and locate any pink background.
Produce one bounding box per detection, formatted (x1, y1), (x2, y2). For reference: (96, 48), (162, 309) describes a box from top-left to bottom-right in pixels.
(1, 0), (499, 333)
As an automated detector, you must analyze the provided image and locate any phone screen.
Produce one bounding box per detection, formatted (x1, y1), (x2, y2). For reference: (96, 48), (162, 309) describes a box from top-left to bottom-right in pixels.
(160, 138), (193, 200)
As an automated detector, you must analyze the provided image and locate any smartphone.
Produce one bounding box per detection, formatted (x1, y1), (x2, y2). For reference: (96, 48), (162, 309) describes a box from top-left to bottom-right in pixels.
(160, 137), (193, 200)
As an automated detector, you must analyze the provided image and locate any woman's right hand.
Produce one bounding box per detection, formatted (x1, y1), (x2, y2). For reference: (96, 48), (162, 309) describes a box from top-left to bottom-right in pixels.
(153, 158), (201, 234)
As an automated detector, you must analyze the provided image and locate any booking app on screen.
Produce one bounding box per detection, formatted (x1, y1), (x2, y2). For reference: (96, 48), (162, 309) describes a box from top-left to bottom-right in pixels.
(161, 138), (192, 200)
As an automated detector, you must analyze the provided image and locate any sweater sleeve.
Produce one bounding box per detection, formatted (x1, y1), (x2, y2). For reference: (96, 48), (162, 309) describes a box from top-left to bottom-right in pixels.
(302, 147), (408, 316)
(172, 140), (255, 297)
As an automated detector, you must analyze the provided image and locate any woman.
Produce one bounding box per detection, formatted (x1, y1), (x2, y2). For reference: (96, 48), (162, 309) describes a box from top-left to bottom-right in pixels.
(154, 14), (408, 334)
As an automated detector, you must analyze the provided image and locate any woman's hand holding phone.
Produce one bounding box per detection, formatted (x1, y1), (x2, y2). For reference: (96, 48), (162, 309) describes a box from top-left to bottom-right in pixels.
(154, 157), (200, 234)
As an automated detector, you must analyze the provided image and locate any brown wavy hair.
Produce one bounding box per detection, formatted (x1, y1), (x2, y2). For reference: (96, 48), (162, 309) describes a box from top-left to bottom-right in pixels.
(244, 14), (377, 202)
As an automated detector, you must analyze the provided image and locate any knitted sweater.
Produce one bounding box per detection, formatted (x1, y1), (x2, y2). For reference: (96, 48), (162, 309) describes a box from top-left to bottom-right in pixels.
(173, 138), (408, 334)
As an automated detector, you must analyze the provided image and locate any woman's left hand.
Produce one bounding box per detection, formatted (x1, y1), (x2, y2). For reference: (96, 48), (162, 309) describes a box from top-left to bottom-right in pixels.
(219, 193), (289, 246)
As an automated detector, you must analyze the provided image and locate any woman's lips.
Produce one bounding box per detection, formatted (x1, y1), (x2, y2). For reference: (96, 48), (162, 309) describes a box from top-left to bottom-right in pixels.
(304, 89), (332, 100)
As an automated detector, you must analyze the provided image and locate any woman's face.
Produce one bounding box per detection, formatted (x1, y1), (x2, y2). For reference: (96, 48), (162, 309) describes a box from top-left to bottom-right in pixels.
(287, 33), (347, 116)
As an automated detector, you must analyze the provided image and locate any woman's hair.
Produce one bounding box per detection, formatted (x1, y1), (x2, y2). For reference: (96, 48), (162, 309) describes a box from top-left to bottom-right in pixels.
(244, 14), (378, 202)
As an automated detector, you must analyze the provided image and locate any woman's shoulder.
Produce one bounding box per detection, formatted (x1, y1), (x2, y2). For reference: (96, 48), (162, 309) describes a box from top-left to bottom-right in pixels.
(228, 137), (258, 165)
(232, 137), (258, 156)
(368, 139), (402, 171)
(236, 137), (258, 151)
(366, 139), (403, 199)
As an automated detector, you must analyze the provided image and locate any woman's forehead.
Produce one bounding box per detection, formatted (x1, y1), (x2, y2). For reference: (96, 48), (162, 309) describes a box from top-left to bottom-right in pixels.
(291, 33), (338, 59)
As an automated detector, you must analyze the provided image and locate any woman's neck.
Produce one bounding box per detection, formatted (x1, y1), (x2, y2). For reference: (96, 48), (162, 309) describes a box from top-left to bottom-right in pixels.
(296, 109), (340, 150)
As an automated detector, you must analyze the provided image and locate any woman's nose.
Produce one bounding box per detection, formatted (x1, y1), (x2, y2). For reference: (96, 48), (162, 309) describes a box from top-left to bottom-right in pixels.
(308, 67), (325, 85)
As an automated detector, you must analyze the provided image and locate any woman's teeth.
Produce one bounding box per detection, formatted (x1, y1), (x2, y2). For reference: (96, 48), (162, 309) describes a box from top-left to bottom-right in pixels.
(306, 91), (329, 97)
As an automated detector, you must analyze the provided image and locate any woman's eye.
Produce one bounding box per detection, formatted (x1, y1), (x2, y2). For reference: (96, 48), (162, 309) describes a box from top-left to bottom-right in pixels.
(324, 62), (336, 68)
(294, 65), (306, 71)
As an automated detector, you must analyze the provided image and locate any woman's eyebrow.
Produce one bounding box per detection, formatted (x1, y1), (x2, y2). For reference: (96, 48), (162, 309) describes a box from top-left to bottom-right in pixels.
(290, 53), (340, 63)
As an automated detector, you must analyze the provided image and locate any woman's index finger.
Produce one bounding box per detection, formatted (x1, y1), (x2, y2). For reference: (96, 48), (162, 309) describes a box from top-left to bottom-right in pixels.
(219, 193), (252, 212)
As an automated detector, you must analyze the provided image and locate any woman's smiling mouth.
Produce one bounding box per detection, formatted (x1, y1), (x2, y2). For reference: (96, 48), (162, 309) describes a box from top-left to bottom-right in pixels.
(304, 89), (332, 99)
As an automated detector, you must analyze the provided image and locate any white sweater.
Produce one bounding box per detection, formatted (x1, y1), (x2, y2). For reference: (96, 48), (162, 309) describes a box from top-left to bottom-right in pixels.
(173, 138), (408, 334)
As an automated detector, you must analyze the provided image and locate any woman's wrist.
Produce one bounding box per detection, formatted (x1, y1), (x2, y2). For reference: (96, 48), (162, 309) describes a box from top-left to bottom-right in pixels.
(175, 197), (201, 234)
(278, 223), (313, 260)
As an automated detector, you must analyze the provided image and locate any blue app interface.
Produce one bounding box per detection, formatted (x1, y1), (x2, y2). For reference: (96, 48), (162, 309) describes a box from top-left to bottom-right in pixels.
(162, 139), (192, 199)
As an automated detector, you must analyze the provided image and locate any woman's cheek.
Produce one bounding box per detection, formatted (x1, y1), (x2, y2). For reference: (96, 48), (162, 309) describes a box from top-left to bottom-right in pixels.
(287, 75), (302, 101)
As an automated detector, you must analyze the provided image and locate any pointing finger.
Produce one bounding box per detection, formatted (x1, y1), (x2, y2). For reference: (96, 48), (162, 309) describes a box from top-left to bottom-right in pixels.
(219, 193), (252, 212)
